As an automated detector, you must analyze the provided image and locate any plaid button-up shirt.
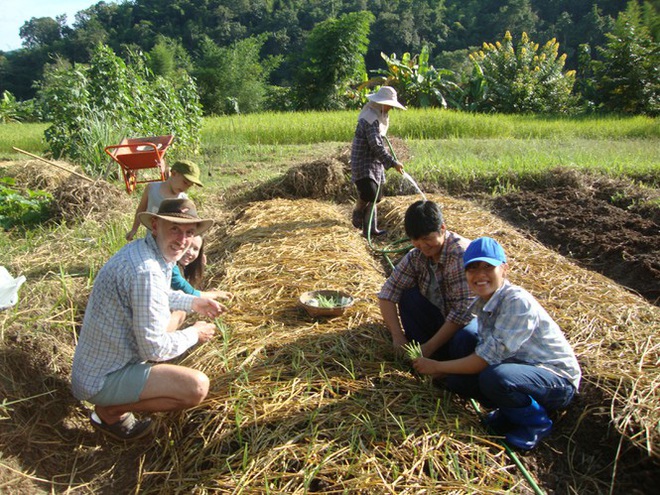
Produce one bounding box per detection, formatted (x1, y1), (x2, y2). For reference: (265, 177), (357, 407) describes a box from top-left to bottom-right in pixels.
(71, 234), (197, 400)
(378, 231), (475, 326)
(350, 118), (399, 184)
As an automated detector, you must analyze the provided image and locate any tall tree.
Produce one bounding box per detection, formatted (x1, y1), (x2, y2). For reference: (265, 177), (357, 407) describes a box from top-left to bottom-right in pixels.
(19, 16), (66, 48)
(592, 1), (659, 115)
(193, 35), (275, 115)
(292, 10), (374, 110)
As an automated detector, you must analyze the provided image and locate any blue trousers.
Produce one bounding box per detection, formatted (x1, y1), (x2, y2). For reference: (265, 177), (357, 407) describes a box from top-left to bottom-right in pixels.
(446, 363), (576, 411)
(398, 287), (478, 361)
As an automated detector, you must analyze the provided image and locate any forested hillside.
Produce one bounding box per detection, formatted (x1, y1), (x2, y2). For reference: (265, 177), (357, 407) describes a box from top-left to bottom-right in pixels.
(1, 0), (658, 116)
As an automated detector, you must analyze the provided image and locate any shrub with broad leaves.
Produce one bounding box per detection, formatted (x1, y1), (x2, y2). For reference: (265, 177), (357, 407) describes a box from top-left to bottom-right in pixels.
(36, 44), (202, 177)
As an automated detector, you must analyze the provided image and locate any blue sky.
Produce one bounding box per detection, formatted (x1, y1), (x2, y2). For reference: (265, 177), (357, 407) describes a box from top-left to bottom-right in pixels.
(0, 0), (100, 51)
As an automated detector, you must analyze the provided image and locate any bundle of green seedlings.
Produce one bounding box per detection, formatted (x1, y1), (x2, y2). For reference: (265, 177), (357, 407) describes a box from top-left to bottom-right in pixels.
(312, 293), (344, 308)
(403, 340), (424, 360)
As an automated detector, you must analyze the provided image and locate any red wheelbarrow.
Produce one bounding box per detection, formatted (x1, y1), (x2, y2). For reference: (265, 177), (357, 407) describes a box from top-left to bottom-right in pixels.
(104, 135), (174, 193)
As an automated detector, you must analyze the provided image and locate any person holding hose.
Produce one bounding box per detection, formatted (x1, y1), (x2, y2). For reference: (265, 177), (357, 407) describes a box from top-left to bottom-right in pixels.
(350, 86), (406, 237)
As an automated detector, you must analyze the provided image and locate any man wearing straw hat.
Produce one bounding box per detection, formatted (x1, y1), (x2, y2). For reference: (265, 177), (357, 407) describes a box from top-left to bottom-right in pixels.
(71, 198), (224, 441)
(350, 85), (406, 237)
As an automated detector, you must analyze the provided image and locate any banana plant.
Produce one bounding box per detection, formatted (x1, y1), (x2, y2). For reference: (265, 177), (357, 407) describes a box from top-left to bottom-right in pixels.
(0, 91), (21, 124)
(363, 45), (458, 109)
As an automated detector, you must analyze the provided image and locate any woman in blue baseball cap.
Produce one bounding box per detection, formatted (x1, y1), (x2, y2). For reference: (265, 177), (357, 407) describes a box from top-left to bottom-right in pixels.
(412, 236), (582, 451)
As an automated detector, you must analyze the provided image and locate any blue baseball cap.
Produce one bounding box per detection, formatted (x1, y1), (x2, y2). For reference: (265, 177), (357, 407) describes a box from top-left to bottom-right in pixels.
(463, 237), (507, 268)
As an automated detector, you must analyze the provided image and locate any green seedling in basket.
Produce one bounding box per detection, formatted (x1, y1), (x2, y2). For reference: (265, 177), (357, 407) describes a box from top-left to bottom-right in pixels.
(315, 294), (340, 308)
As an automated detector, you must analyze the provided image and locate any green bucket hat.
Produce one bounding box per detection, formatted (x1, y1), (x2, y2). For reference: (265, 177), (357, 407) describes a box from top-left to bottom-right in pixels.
(171, 160), (203, 187)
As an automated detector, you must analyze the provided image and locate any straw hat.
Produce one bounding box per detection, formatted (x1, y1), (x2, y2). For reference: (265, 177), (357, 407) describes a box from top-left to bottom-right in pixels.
(138, 198), (213, 235)
(367, 86), (407, 110)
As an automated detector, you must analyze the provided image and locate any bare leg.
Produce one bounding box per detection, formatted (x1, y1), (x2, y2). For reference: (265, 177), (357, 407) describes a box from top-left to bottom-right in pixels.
(94, 363), (209, 425)
(167, 310), (187, 332)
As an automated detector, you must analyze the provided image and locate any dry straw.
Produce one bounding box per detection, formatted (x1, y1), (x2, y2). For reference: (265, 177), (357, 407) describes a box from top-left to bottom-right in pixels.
(142, 194), (657, 493)
(1, 160), (657, 493)
(138, 197), (526, 493)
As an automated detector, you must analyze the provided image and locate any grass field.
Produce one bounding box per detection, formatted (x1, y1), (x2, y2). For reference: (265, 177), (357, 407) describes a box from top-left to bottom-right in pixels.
(1, 111), (658, 190)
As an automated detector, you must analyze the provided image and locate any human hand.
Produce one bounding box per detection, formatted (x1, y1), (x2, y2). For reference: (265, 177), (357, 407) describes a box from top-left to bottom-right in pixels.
(193, 321), (216, 343)
(394, 162), (404, 174)
(202, 289), (233, 301)
(191, 297), (225, 318)
(391, 333), (410, 359)
(412, 356), (444, 377)
(126, 228), (137, 241)
(392, 333), (410, 349)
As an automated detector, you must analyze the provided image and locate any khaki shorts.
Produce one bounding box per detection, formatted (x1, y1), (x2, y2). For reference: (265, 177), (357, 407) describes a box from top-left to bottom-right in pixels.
(88, 363), (152, 406)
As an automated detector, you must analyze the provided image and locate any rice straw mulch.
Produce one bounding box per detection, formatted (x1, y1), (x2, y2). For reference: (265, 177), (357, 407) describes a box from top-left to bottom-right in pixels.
(1, 177), (657, 493)
(139, 194), (658, 493)
(138, 197), (525, 493)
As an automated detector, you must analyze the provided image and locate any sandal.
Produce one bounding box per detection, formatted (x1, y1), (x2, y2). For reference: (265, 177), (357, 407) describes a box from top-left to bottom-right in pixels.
(90, 412), (153, 441)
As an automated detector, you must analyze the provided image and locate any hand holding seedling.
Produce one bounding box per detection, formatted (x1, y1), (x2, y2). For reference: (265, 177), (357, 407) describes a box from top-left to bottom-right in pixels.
(412, 356), (447, 379)
(193, 321), (216, 343)
(202, 289), (233, 302)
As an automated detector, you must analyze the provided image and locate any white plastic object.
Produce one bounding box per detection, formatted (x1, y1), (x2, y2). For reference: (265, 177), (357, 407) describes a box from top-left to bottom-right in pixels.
(0, 266), (26, 311)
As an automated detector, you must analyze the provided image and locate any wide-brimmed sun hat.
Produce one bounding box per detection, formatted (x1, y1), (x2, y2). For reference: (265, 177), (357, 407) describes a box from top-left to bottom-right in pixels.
(463, 237), (507, 268)
(366, 86), (407, 110)
(171, 160), (203, 187)
(138, 198), (213, 235)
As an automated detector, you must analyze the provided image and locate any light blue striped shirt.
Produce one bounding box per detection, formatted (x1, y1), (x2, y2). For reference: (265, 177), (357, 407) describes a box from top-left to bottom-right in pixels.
(472, 280), (581, 390)
(71, 234), (198, 400)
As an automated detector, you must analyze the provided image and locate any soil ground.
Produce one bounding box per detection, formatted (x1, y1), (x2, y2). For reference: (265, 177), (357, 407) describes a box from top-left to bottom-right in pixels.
(481, 170), (659, 307)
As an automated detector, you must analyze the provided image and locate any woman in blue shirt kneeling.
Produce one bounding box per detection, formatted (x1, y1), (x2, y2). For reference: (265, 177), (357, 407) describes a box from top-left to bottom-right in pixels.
(412, 237), (581, 451)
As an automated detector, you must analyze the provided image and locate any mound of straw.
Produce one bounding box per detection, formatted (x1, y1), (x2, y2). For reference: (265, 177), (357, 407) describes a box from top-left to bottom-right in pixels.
(134, 198), (527, 493)
(51, 176), (132, 224)
(1, 160), (74, 192)
(1, 160), (132, 224)
(237, 158), (353, 204)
